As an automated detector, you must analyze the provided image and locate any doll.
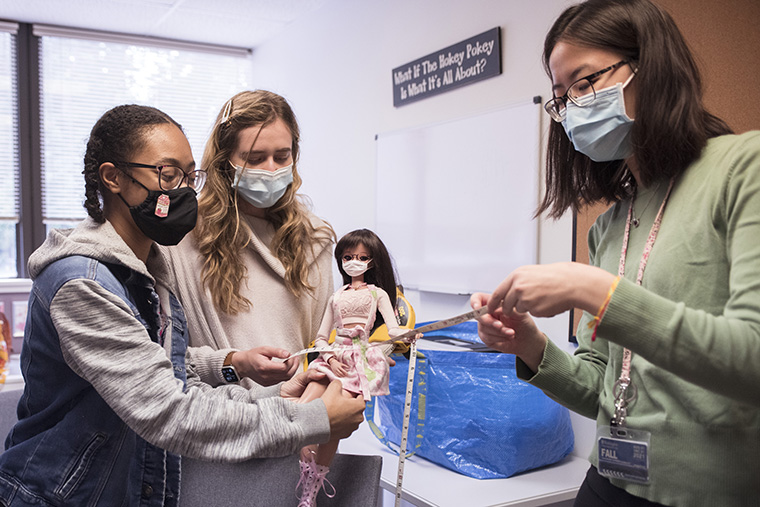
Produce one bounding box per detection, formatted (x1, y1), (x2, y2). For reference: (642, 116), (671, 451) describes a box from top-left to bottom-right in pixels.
(295, 228), (408, 507)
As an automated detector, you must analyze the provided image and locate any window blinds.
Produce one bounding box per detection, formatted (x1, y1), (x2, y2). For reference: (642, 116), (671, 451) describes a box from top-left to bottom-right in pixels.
(37, 27), (252, 224)
(0, 25), (19, 277)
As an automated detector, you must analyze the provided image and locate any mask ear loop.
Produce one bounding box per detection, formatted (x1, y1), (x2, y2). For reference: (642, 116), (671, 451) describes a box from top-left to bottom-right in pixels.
(620, 71), (636, 89)
(229, 122), (265, 245)
(228, 166), (249, 248)
(229, 160), (243, 187)
(228, 122), (264, 188)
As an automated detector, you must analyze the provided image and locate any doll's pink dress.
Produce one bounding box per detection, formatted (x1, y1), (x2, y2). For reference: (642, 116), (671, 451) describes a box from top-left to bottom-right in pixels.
(308, 284), (402, 400)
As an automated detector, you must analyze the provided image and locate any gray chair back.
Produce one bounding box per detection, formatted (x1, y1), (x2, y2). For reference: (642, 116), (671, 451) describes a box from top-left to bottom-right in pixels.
(180, 452), (383, 507)
(0, 388), (383, 506)
(0, 388), (22, 448)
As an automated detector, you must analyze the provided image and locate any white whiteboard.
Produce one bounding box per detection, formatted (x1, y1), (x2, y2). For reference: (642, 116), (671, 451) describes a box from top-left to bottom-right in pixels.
(376, 100), (541, 294)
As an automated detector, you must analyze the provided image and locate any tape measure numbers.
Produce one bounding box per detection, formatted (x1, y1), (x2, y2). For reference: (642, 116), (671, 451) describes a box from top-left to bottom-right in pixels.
(395, 338), (418, 506)
(390, 307), (488, 507)
(274, 306), (491, 506)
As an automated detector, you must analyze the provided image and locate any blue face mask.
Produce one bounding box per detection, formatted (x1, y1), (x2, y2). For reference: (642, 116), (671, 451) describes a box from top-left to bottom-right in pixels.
(230, 163), (293, 209)
(562, 73), (635, 162)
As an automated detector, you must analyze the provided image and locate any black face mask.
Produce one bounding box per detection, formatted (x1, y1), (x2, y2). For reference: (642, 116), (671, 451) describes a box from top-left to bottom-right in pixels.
(118, 177), (198, 246)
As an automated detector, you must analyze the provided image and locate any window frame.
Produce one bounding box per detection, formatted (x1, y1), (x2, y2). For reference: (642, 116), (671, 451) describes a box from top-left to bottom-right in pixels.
(6, 22), (251, 278)
(16, 23), (44, 278)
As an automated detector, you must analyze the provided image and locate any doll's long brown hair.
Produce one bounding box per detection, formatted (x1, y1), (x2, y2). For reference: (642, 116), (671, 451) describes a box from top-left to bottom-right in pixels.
(195, 90), (335, 314)
(335, 229), (398, 312)
(335, 229), (399, 329)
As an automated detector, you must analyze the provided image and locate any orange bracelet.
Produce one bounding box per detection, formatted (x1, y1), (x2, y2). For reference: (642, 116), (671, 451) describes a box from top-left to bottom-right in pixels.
(588, 276), (621, 341)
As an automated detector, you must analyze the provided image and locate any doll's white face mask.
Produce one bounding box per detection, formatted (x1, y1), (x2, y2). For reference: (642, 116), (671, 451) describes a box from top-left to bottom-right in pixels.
(342, 259), (370, 277)
(231, 163), (293, 209)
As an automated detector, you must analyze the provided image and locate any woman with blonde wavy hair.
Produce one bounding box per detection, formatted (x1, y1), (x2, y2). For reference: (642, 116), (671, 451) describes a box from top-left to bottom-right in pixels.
(163, 90), (336, 388)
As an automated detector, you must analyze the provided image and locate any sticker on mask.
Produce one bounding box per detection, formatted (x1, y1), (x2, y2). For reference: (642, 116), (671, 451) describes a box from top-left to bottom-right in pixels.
(155, 194), (170, 218)
(596, 425), (650, 484)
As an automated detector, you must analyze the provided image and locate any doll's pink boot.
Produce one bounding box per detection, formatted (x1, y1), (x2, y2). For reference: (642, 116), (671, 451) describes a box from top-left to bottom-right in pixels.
(296, 458), (335, 507)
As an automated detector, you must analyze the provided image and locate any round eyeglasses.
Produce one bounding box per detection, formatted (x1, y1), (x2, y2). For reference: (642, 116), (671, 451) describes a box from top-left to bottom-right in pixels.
(119, 162), (207, 193)
(544, 60), (630, 122)
(342, 254), (371, 262)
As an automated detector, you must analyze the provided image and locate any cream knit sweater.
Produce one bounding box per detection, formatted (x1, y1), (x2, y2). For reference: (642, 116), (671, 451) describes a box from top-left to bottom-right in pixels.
(162, 212), (334, 387)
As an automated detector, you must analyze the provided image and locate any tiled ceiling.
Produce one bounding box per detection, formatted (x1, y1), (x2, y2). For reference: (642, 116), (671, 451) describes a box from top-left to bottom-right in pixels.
(0, 0), (330, 49)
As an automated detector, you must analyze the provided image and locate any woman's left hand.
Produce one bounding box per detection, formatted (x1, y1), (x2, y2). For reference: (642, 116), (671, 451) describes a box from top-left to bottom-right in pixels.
(470, 292), (546, 371)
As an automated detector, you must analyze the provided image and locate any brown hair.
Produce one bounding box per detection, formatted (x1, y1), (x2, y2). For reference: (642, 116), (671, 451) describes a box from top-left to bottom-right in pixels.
(538, 0), (732, 218)
(335, 229), (398, 312)
(195, 90), (334, 314)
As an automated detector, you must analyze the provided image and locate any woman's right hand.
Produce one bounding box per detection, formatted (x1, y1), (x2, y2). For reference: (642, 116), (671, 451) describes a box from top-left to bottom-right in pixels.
(470, 292), (547, 372)
(231, 346), (299, 386)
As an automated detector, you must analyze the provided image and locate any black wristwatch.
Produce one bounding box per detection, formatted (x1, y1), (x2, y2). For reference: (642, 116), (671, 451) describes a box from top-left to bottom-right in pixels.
(221, 351), (240, 383)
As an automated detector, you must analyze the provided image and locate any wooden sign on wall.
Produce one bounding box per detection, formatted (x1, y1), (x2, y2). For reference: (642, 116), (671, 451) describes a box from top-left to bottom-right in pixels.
(392, 27), (501, 107)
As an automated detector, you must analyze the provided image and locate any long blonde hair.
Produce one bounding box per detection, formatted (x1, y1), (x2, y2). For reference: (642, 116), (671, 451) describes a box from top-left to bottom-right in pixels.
(196, 90), (335, 314)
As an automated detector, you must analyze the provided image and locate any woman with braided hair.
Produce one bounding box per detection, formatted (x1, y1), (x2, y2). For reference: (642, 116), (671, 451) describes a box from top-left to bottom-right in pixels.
(0, 104), (364, 506)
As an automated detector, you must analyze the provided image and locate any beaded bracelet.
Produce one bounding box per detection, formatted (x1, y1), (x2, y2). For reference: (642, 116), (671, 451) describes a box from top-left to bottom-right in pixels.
(588, 276), (621, 342)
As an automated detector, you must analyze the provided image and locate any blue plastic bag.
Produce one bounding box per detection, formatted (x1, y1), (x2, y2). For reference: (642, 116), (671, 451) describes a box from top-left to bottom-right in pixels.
(369, 322), (574, 479)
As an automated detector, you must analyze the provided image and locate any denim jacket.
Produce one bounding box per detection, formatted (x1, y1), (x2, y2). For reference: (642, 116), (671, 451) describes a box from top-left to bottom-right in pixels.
(0, 255), (187, 507)
(0, 218), (330, 506)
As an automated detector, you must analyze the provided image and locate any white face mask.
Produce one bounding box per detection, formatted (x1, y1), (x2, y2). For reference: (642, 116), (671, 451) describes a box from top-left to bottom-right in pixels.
(231, 163), (293, 209)
(342, 259), (370, 277)
(562, 73), (635, 162)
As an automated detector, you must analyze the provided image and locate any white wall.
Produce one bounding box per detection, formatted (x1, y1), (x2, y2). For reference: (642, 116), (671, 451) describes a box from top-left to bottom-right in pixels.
(249, 0), (573, 311)
(249, 0), (595, 459)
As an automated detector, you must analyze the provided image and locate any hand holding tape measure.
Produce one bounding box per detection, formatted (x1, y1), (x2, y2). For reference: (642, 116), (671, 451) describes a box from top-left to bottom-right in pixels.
(276, 306), (489, 362)
(275, 306), (489, 506)
(387, 306), (489, 506)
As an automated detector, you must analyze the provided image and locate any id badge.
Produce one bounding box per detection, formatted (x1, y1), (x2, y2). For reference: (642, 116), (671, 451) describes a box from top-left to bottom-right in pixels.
(597, 425), (650, 484)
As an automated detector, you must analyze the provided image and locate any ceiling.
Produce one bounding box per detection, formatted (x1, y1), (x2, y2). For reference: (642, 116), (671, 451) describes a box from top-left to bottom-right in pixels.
(0, 0), (331, 49)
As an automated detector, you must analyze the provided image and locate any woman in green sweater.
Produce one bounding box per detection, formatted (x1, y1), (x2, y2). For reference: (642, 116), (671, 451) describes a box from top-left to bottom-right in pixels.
(472, 0), (759, 506)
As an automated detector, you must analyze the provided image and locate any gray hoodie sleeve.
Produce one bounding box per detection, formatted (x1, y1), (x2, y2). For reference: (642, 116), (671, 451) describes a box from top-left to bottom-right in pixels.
(52, 278), (331, 461)
(185, 345), (241, 388)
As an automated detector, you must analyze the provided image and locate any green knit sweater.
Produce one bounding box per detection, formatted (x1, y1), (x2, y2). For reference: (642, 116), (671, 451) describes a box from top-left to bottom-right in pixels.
(519, 132), (760, 506)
